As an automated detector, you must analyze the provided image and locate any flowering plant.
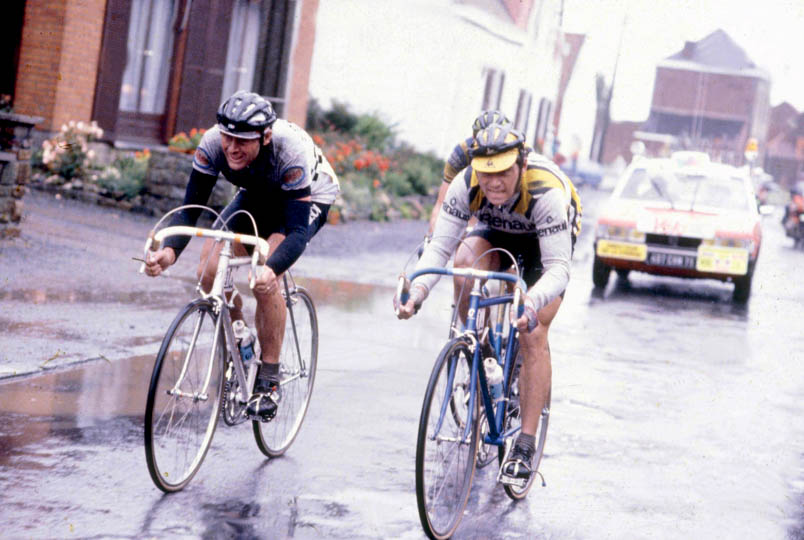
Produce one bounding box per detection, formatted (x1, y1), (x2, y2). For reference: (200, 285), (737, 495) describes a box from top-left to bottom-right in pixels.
(41, 120), (104, 181)
(94, 148), (151, 199)
(168, 128), (206, 154)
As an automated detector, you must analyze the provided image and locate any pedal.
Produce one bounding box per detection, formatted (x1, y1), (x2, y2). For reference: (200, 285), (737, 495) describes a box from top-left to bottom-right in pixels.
(499, 474), (528, 488)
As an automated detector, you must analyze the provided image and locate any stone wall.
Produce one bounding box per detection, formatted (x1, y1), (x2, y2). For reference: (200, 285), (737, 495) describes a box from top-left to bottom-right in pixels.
(142, 150), (235, 222)
(0, 149), (31, 238)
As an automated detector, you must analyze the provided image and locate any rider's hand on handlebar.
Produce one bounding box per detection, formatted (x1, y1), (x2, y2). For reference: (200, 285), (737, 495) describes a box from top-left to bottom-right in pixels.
(394, 284), (427, 320)
(514, 295), (539, 333)
(144, 247), (176, 277)
(251, 264), (278, 295)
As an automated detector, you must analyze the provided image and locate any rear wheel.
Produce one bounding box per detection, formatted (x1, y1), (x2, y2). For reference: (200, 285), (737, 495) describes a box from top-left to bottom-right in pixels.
(254, 287), (318, 457)
(416, 338), (479, 540)
(144, 299), (225, 492)
(592, 254), (611, 289)
(498, 350), (550, 500)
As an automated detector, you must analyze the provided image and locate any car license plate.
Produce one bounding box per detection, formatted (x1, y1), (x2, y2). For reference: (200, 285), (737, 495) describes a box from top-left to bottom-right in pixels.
(596, 240), (647, 261)
(647, 251), (696, 268)
(696, 247), (749, 275)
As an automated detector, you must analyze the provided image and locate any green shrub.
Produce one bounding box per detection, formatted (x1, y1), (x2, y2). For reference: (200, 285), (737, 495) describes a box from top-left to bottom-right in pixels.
(94, 149), (150, 199)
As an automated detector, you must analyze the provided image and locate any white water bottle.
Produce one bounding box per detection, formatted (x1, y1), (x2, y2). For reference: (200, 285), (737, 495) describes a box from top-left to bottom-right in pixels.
(233, 320), (258, 390)
(483, 357), (504, 402)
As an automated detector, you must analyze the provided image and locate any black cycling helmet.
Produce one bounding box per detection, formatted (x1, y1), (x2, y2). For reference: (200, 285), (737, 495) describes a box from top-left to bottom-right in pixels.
(216, 90), (277, 139)
(472, 110), (510, 136)
(470, 123), (526, 173)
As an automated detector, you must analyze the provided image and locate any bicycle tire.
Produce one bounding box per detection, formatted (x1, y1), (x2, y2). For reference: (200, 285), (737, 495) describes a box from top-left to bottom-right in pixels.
(498, 345), (550, 500)
(253, 287), (318, 457)
(144, 299), (225, 492)
(416, 338), (479, 540)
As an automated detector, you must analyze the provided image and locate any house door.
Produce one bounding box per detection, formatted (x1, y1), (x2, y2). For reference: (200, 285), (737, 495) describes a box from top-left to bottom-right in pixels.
(116, 0), (178, 142)
(1, 0), (26, 108)
(93, 0), (296, 144)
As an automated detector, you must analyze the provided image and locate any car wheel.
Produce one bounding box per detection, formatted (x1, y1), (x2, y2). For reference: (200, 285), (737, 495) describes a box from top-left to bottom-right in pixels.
(592, 255), (611, 289)
(732, 273), (752, 303)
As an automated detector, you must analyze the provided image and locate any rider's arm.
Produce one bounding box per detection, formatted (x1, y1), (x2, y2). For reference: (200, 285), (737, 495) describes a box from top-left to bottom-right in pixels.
(414, 177), (471, 298)
(264, 180), (312, 276)
(527, 188), (572, 310)
(162, 168), (218, 258)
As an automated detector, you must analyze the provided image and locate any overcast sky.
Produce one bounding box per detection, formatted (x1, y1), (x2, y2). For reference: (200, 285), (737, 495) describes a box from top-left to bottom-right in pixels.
(559, 0), (804, 152)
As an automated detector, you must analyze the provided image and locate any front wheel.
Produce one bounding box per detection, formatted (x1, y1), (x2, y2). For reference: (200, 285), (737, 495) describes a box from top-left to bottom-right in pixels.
(732, 272), (753, 304)
(144, 299), (225, 492)
(498, 350), (550, 500)
(253, 287), (318, 457)
(416, 338), (479, 540)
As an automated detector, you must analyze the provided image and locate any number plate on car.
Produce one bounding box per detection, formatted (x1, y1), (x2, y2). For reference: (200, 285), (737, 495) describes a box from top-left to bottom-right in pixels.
(647, 252), (696, 268)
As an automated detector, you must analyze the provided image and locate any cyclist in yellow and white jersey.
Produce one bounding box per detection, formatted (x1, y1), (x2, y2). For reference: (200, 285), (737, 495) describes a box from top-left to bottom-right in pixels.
(397, 123), (581, 484)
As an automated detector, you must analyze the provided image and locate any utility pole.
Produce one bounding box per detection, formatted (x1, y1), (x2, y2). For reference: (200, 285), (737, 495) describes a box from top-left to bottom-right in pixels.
(590, 11), (627, 163)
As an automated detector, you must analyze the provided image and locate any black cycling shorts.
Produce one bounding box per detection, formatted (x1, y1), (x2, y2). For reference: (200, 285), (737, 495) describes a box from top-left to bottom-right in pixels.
(218, 188), (329, 242)
(466, 227), (544, 287)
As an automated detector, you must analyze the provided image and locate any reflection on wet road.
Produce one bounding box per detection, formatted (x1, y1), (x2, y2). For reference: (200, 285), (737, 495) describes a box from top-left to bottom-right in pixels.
(1, 220), (803, 539)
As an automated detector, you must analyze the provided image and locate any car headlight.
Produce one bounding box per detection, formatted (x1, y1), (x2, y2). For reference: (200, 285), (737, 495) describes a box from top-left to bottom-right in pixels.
(597, 224), (645, 242)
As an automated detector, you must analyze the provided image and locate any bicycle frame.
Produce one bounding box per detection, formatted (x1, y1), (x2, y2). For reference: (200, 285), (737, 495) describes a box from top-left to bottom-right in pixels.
(402, 267), (527, 448)
(141, 225), (270, 405)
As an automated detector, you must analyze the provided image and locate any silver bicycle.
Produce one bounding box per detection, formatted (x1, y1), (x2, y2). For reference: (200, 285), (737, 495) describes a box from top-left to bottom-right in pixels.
(139, 208), (318, 492)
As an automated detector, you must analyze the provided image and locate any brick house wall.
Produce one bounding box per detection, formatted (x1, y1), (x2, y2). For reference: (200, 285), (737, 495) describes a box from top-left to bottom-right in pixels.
(14, 0), (106, 132)
(651, 67), (757, 120)
(285, 0), (319, 126)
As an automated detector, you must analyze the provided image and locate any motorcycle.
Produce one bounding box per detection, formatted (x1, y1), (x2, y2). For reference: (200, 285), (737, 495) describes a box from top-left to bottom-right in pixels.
(782, 188), (804, 248)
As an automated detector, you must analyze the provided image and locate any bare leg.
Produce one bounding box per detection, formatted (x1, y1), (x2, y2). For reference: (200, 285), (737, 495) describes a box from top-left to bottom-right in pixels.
(518, 295), (562, 436)
(198, 239), (245, 321)
(253, 232), (287, 366)
(452, 236), (498, 323)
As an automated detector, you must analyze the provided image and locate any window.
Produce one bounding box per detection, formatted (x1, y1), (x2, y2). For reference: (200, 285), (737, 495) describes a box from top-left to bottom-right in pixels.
(118, 0), (177, 114)
(481, 68), (505, 111)
(514, 90), (532, 134)
(221, 0), (262, 100)
(533, 97), (553, 150)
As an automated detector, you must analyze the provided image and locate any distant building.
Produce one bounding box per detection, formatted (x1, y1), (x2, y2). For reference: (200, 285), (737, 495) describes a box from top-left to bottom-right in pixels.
(637, 29), (770, 165)
(764, 102), (804, 188)
(600, 29), (773, 167)
(309, 0), (568, 156)
(7, 0), (319, 145)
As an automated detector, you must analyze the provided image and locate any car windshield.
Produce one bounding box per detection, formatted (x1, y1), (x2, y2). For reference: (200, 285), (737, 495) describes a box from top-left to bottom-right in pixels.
(619, 168), (749, 211)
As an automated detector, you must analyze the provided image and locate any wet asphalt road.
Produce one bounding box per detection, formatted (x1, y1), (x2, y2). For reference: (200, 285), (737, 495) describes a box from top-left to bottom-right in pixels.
(1, 189), (803, 539)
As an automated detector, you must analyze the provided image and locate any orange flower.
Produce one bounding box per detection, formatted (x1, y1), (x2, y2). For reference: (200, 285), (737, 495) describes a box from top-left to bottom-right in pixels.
(373, 179), (381, 189)
(190, 128), (198, 137)
(313, 134), (324, 146)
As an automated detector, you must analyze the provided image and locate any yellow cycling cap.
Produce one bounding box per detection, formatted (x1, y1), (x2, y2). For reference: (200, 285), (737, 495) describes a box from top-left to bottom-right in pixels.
(471, 147), (519, 173)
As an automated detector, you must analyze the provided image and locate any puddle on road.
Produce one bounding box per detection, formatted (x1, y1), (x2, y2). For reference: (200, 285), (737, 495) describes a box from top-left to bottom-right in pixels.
(0, 287), (188, 308)
(0, 276), (393, 462)
(0, 354), (153, 467)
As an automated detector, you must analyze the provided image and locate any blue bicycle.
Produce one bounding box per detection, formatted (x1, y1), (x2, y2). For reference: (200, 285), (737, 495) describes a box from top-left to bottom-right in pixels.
(398, 263), (550, 539)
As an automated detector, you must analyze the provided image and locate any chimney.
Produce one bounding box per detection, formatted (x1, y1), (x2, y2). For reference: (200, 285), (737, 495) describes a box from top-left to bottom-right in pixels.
(682, 41), (695, 58)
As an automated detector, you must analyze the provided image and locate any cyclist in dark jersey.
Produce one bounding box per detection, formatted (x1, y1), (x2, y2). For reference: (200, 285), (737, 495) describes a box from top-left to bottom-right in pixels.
(397, 123), (581, 484)
(144, 90), (339, 421)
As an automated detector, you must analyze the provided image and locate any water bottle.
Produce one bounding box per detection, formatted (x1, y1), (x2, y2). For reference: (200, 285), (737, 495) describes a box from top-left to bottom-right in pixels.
(233, 320), (258, 390)
(483, 357), (504, 403)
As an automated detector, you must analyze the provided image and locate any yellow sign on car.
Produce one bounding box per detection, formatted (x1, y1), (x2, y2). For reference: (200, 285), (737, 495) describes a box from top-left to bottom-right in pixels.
(696, 246), (749, 275)
(596, 240), (647, 261)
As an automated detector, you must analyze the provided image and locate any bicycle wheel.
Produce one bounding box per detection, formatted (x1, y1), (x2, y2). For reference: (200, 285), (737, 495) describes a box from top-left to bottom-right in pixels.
(416, 338), (479, 540)
(498, 347), (550, 500)
(144, 299), (225, 492)
(253, 287), (318, 457)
